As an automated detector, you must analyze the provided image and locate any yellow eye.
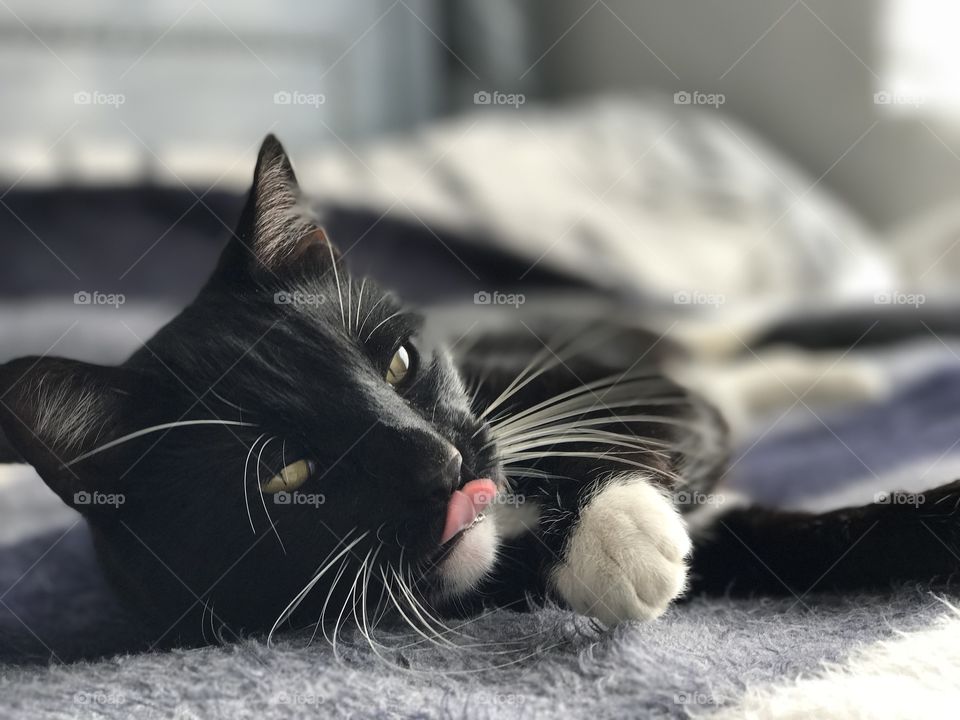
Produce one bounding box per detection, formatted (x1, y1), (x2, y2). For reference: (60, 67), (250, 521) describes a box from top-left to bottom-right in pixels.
(260, 459), (314, 494)
(386, 345), (411, 386)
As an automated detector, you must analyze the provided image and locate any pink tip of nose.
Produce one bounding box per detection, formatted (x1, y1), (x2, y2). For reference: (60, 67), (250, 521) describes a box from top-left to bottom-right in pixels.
(440, 478), (497, 545)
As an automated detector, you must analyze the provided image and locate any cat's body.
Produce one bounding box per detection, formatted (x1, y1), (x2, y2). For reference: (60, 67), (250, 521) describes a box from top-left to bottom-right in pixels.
(3, 136), (960, 649)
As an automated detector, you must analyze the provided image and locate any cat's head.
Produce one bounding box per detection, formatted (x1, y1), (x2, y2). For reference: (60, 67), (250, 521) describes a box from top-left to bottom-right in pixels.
(0, 136), (504, 640)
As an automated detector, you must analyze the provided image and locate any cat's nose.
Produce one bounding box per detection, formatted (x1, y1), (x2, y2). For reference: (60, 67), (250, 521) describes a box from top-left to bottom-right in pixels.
(441, 448), (463, 493)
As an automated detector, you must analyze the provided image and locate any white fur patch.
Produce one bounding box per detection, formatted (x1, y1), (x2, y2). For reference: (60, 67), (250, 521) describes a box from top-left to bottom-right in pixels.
(551, 476), (691, 624)
(714, 602), (960, 719)
(436, 516), (500, 599)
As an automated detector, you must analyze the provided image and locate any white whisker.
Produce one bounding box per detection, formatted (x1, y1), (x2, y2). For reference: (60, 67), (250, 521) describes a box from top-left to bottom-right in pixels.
(365, 310), (403, 343)
(266, 530), (367, 645)
(500, 450), (680, 479)
(255, 436), (286, 553)
(327, 237), (346, 329)
(64, 419), (255, 466)
(478, 325), (625, 422)
(243, 433), (268, 534)
(332, 560), (366, 659)
(354, 277), (367, 335)
(314, 556), (351, 648)
(357, 293), (389, 338)
(488, 376), (676, 435)
(346, 278), (352, 334)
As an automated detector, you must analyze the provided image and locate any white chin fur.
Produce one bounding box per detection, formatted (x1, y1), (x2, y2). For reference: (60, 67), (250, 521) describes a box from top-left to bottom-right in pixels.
(435, 515), (499, 599)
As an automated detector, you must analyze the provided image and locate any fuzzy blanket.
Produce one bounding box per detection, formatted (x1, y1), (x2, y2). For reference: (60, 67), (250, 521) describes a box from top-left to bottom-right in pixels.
(0, 458), (956, 719)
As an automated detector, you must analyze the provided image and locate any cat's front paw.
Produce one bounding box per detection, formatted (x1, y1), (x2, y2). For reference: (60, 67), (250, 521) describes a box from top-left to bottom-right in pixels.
(551, 478), (690, 624)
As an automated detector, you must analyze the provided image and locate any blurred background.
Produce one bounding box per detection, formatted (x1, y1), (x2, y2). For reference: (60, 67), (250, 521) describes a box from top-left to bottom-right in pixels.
(3, 0), (960, 359)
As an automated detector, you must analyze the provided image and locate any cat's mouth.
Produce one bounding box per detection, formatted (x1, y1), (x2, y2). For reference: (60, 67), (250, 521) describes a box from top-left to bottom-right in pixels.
(439, 478), (497, 545)
(425, 476), (501, 600)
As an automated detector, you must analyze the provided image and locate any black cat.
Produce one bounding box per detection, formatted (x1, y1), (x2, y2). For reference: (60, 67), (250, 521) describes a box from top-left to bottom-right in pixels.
(2, 136), (959, 648)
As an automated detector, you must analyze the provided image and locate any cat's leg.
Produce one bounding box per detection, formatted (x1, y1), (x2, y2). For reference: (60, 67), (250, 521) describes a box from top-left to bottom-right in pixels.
(690, 478), (960, 596)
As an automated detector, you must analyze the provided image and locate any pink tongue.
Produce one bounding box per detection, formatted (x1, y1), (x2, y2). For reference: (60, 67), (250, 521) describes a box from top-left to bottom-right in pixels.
(440, 479), (497, 545)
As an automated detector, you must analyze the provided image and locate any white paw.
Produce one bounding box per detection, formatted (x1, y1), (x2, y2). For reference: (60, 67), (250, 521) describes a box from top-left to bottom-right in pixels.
(551, 478), (691, 624)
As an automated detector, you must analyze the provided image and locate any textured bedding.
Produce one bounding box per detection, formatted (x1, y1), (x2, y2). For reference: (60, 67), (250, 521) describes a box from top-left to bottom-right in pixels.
(2, 97), (960, 719)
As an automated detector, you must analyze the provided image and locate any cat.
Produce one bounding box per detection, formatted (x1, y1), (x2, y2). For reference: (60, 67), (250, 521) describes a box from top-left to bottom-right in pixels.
(3, 135), (960, 648)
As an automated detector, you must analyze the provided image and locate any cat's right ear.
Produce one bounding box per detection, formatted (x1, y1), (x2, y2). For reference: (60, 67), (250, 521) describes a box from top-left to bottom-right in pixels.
(212, 134), (338, 286)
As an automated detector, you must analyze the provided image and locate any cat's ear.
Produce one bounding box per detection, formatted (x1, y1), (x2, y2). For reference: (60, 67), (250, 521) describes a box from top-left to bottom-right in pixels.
(0, 357), (137, 515)
(226, 134), (337, 276)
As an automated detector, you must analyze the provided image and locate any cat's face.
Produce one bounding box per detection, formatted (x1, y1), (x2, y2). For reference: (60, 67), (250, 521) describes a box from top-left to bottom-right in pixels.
(0, 136), (504, 639)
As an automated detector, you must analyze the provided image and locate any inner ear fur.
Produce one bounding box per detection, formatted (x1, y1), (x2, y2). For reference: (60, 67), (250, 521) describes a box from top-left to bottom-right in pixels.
(0, 357), (136, 512)
(230, 134), (338, 276)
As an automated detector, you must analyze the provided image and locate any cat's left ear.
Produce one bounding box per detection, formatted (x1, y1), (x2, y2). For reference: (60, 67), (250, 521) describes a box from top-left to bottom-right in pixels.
(0, 357), (144, 516)
(222, 134), (337, 278)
